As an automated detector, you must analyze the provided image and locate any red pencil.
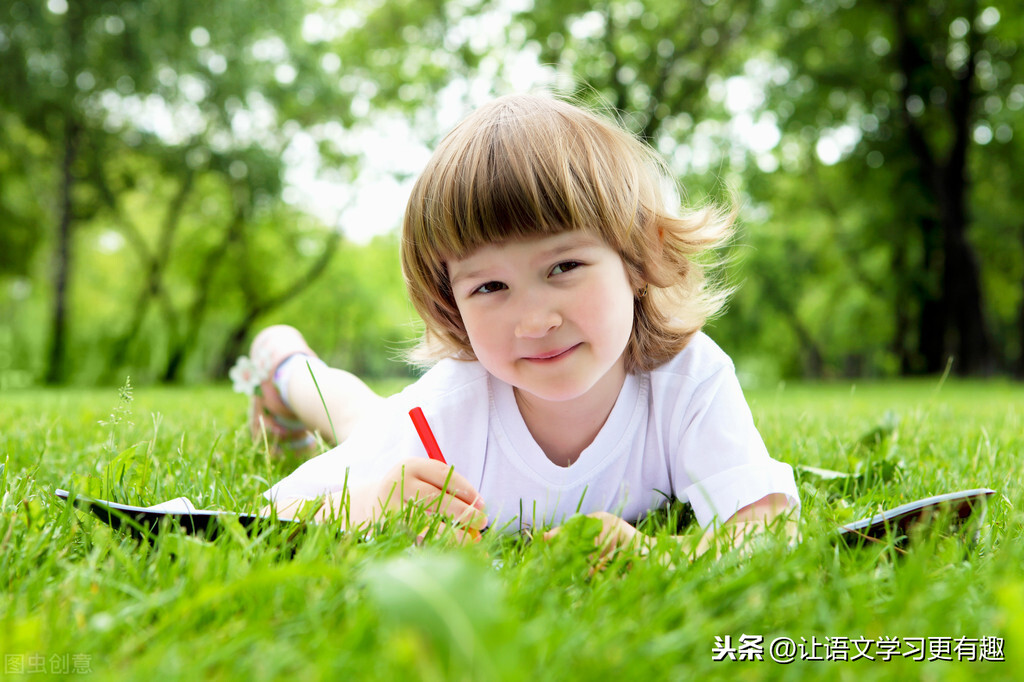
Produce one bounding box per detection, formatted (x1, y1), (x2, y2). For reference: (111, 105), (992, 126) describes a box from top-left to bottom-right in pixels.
(409, 407), (447, 464)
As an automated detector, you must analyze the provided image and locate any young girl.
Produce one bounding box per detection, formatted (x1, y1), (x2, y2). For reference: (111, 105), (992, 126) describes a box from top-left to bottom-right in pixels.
(236, 93), (799, 555)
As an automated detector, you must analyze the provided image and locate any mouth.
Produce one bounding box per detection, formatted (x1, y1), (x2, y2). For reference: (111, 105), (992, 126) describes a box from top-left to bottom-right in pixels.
(523, 343), (581, 362)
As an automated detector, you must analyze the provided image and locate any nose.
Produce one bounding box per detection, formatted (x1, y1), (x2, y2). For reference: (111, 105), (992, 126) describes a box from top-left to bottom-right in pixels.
(514, 293), (561, 338)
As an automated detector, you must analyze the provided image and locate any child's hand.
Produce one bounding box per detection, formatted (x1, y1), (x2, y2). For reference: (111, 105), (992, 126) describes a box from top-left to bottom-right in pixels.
(543, 511), (647, 572)
(376, 458), (488, 534)
(416, 520), (483, 546)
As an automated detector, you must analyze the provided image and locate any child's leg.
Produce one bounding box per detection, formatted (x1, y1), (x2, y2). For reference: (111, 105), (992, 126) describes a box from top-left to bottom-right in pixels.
(245, 325), (383, 450)
(280, 361), (383, 445)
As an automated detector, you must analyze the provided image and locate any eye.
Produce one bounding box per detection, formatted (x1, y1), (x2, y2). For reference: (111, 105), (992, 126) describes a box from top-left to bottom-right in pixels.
(472, 281), (507, 295)
(550, 261), (582, 276)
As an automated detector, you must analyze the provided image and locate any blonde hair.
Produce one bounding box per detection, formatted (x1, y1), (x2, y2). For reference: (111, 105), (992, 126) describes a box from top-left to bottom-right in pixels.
(401, 93), (734, 373)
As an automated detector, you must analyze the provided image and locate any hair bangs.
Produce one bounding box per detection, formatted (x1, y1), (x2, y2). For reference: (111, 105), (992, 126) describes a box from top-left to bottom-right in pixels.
(423, 97), (648, 261)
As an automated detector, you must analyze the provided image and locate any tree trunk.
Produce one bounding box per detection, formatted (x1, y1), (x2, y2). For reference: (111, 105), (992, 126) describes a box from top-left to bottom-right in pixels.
(758, 272), (824, 377)
(890, 233), (915, 374)
(939, 179), (993, 374)
(212, 231), (342, 378)
(44, 118), (80, 385)
(1015, 226), (1024, 378)
(105, 169), (194, 379)
(916, 218), (946, 374)
(938, 7), (994, 375)
(891, 0), (995, 376)
(161, 205), (246, 383)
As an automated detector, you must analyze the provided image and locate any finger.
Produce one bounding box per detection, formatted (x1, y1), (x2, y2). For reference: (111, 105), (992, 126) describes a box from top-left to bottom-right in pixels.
(387, 477), (488, 530)
(427, 492), (488, 530)
(586, 544), (615, 576)
(378, 476), (451, 512)
(416, 520), (482, 546)
(412, 461), (486, 509)
(449, 496), (489, 530)
(595, 531), (620, 560)
(591, 533), (628, 573)
(590, 512), (635, 548)
(451, 525), (483, 545)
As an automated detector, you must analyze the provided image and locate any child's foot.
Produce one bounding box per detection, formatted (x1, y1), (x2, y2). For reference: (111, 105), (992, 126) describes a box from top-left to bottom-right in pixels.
(230, 325), (320, 453)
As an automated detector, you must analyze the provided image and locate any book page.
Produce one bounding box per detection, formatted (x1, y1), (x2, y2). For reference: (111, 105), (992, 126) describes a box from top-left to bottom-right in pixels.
(144, 497), (199, 514)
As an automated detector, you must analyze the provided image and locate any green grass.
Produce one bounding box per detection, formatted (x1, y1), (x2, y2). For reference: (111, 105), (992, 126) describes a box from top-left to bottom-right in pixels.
(1, 378), (1022, 680)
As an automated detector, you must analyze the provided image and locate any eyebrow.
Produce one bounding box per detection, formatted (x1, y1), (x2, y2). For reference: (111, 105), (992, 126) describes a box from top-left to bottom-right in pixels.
(449, 267), (488, 286)
(449, 234), (603, 286)
(537, 239), (599, 260)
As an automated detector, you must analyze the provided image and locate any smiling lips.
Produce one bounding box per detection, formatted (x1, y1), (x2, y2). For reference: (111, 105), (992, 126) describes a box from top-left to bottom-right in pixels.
(523, 343), (581, 362)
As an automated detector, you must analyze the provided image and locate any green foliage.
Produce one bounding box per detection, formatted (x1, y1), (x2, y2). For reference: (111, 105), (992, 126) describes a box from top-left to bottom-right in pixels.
(0, 0), (463, 385)
(0, 118), (46, 276)
(743, 0), (1024, 376)
(2, 0), (1023, 384)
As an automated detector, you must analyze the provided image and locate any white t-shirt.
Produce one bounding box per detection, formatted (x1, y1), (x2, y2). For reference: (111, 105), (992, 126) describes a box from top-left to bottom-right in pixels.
(264, 332), (799, 531)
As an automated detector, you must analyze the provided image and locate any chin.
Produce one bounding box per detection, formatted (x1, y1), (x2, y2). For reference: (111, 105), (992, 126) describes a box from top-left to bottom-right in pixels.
(516, 379), (597, 404)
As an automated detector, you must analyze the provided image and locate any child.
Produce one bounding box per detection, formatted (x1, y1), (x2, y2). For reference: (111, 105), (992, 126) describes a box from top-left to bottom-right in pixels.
(236, 93), (799, 556)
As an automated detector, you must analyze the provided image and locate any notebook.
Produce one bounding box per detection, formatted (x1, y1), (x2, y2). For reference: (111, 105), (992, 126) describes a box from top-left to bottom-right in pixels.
(837, 488), (996, 543)
(53, 488), (297, 540)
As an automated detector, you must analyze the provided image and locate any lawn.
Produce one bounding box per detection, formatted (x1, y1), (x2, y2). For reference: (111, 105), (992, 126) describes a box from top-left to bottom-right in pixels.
(1, 378), (1021, 680)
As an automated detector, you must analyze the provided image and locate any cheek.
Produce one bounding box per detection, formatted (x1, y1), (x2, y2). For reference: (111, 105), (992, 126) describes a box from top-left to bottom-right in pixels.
(458, 307), (503, 357)
(576, 277), (634, 349)
(598, 272), (637, 332)
(610, 293), (637, 344)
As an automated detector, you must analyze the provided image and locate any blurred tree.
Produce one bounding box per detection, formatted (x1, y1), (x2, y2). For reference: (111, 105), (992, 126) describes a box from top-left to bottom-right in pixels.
(0, 0), (330, 382)
(0, 116), (47, 277)
(515, 0), (756, 147)
(5, 0), (1021, 384)
(0, 0), (467, 384)
(758, 0), (1023, 375)
(262, 232), (419, 380)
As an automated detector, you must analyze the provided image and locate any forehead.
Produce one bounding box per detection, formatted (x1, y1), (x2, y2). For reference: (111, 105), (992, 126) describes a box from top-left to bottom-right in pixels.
(447, 232), (608, 279)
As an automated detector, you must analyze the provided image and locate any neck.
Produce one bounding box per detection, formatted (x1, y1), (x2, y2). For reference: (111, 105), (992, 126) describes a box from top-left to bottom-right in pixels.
(513, 366), (626, 467)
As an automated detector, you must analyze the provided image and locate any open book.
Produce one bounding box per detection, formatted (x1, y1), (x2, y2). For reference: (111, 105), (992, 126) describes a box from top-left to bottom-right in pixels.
(56, 487), (996, 543)
(837, 488), (996, 543)
(54, 489), (298, 540)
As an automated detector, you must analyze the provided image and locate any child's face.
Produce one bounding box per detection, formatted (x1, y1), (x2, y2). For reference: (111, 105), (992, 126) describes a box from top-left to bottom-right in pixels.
(448, 231), (635, 409)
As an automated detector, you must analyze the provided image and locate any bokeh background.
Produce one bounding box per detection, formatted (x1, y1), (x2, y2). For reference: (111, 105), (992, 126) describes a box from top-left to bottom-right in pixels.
(2, 0), (1021, 388)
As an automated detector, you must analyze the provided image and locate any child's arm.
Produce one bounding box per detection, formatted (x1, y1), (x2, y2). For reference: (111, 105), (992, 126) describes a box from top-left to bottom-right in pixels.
(544, 493), (796, 569)
(265, 458), (488, 534)
(678, 493), (797, 559)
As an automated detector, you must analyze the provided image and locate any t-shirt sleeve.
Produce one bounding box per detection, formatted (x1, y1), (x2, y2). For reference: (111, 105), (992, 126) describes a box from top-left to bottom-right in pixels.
(672, 365), (799, 528)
